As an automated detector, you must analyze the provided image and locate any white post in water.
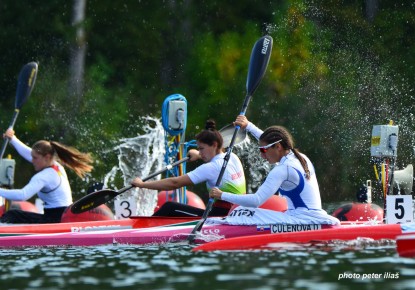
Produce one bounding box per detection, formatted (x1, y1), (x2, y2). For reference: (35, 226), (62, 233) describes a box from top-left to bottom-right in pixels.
(366, 180), (372, 204)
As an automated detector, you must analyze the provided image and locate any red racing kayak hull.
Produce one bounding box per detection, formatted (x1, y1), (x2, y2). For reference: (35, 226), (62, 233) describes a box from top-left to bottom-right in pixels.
(396, 234), (415, 257)
(193, 223), (408, 251)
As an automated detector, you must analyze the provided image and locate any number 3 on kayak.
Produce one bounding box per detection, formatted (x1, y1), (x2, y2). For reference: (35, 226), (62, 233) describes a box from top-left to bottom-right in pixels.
(114, 198), (137, 219)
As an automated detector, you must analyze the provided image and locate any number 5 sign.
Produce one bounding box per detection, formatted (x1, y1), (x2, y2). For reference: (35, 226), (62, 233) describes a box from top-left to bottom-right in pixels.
(386, 195), (414, 224)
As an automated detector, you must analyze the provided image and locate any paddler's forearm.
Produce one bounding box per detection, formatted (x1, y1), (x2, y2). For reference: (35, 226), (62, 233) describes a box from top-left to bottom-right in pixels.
(246, 122), (263, 140)
(132, 174), (192, 191)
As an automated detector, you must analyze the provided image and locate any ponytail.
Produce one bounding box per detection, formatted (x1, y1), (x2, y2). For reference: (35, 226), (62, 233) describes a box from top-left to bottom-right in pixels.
(32, 140), (93, 179)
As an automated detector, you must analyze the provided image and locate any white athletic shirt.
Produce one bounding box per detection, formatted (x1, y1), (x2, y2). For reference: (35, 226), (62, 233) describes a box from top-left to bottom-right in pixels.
(187, 152), (246, 194)
(222, 151), (322, 210)
(221, 122), (323, 210)
(0, 136), (72, 208)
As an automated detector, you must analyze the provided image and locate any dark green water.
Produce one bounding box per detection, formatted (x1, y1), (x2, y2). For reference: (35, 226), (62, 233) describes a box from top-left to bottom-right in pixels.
(0, 239), (414, 290)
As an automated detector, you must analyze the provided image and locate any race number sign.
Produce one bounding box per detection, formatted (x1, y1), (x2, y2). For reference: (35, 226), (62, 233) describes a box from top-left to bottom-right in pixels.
(386, 195), (413, 224)
(114, 198), (137, 220)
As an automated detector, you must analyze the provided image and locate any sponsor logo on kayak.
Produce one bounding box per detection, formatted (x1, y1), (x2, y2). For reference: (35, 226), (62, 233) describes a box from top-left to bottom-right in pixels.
(202, 228), (221, 235)
(71, 225), (132, 232)
(228, 208), (255, 217)
(262, 37), (270, 54)
(270, 224), (322, 233)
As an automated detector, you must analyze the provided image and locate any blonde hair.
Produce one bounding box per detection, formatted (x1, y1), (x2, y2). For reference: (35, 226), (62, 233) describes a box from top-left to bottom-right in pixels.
(32, 140), (93, 178)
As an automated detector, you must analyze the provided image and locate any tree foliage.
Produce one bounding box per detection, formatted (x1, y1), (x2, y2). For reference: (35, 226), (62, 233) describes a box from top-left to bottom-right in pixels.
(0, 0), (414, 203)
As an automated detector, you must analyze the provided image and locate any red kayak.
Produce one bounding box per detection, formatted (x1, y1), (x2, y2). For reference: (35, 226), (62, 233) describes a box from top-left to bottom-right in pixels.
(396, 234), (415, 258)
(0, 216), (199, 236)
(193, 223), (411, 252)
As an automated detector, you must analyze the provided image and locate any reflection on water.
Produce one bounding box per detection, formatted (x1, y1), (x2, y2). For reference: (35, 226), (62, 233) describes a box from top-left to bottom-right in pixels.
(1, 241), (414, 290)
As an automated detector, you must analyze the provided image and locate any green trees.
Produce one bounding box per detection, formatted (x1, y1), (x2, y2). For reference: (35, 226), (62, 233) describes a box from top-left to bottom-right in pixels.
(0, 0), (413, 202)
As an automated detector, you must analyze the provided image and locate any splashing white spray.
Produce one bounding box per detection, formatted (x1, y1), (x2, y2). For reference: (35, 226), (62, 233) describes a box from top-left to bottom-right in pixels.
(233, 136), (271, 193)
(103, 117), (270, 216)
(103, 116), (166, 216)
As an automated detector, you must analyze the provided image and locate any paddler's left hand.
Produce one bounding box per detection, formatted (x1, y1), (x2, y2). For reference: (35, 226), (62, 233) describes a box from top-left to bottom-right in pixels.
(209, 187), (223, 200)
(3, 128), (15, 140)
(187, 149), (201, 162)
(131, 177), (144, 188)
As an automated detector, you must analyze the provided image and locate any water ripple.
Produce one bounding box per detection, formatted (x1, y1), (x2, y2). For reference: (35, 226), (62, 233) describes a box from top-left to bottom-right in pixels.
(0, 243), (413, 290)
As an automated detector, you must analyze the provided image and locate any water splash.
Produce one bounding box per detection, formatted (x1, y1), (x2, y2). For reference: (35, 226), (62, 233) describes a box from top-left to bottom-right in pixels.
(103, 116), (165, 216)
(104, 116), (271, 215)
(232, 136), (271, 193)
(257, 2), (415, 202)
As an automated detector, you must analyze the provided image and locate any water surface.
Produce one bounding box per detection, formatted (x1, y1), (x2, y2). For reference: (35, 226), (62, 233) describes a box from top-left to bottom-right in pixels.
(1, 239), (414, 290)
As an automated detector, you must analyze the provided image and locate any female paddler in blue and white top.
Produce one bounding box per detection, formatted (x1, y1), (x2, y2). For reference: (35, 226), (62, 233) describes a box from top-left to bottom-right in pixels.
(131, 119), (246, 217)
(209, 116), (340, 226)
(0, 129), (93, 224)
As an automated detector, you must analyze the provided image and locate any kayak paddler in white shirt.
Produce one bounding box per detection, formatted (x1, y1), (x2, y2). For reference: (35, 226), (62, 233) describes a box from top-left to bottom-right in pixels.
(208, 116), (340, 226)
(131, 119), (246, 217)
(0, 128), (93, 224)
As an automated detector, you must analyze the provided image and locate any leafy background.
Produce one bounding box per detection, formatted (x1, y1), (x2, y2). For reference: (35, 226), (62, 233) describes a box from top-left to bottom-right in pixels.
(0, 0), (414, 204)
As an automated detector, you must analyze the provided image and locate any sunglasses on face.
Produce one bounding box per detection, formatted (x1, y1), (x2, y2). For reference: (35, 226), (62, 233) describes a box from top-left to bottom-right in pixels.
(259, 139), (282, 153)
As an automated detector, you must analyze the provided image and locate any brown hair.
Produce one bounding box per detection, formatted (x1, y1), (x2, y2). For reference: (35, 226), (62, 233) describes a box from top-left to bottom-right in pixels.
(32, 140), (93, 178)
(195, 119), (223, 149)
(260, 126), (311, 179)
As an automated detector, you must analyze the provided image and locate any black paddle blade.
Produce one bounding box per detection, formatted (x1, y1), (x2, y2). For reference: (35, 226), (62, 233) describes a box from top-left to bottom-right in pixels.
(70, 157), (190, 214)
(246, 35), (273, 95)
(70, 189), (118, 214)
(187, 36), (273, 242)
(15, 62), (38, 109)
(0, 62), (39, 160)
